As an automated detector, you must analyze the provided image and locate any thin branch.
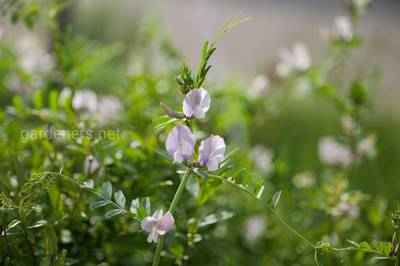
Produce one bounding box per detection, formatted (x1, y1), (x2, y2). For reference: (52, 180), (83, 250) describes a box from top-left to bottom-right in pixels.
(206, 173), (316, 249)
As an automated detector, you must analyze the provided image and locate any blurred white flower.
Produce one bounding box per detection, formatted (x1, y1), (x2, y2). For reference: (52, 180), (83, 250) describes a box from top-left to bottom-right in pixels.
(97, 96), (123, 123)
(357, 135), (376, 158)
(141, 210), (174, 243)
(339, 202), (360, 217)
(16, 31), (54, 73)
(243, 215), (266, 242)
(333, 202), (360, 218)
(249, 74), (270, 98)
(319, 137), (353, 167)
(332, 16), (353, 41)
(72, 89), (98, 113)
(276, 42), (311, 77)
(292, 171), (316, 189)
(251, 145), (274, 173)
(321, 16), (353, 42)
(341, 115), (357, 135)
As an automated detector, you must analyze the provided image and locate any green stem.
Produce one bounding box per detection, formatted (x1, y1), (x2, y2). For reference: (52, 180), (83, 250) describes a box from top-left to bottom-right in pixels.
(152, 167), (192, 266)
(19, 210), (37, 266)
(207, 173), (316, 249)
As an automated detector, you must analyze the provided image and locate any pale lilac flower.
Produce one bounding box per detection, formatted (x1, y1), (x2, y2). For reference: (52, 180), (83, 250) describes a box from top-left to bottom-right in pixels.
(336, 202), (360, 218)
(198, 135), (226, 171)
(141, 210), (175, 243)
(183, 88), (211, 119)
(249, 75), (270, 98)
(276, 42), (311, 77)
(243, 216), (266, 242)
(72, 89), (98, 113)
(16, 31), (54, 73)
(250, 145), (274, 173)
(292, 171), (316, 189)
(319, 137), (353, 167)
(166, 125), (196, 163)
(357, 135), (376, 158)
(97, 96), (122, 123)
(321, 16), (353, 42)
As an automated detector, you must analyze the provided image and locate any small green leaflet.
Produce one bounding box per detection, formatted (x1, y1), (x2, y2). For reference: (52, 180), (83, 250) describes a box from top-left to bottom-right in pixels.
(104, 209), (124, 219)
(269, 191), (282, 209)
(114, 191), (126, 208)
(256, 184), (265, 199)
(89, 200), (109, 210)
(198, 211), (235, 227)
(102, 181), (112, 199)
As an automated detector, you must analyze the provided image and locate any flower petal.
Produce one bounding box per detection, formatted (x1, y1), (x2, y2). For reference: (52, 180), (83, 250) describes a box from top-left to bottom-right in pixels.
(158, 211), (175, 232)
(161, 102), (184, 118)
(198, 135), (226, 171)
(166, 125), (196, 163)
(141, 216), (157, 233)
(147, 231), (159, 243)
(183, 88), (211, 119)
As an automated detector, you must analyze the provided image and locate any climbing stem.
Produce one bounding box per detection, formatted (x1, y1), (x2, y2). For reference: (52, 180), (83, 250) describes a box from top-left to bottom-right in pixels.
(207, 173), (316, 249)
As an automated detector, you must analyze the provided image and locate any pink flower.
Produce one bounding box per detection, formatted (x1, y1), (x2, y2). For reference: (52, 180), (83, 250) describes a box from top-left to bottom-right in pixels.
(141, 210), (175, 243)
(183, 88), (211, 119)
(166, 125), (196, 163)
(198, 135), (226, 171)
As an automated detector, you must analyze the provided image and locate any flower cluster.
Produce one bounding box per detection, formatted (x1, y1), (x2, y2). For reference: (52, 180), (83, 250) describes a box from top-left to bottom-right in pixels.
(318, 134), (376, 168)
(164, 87), (226, 171)
(140, 87), (226, 241)
(59, 88), (123, 124)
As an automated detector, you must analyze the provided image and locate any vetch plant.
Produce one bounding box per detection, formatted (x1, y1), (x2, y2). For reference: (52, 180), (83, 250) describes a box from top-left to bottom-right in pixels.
(2, 1), (400, 265)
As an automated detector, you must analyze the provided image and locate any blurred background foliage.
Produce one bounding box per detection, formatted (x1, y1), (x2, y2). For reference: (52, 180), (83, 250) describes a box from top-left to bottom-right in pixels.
(0, 0), (399, 265)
